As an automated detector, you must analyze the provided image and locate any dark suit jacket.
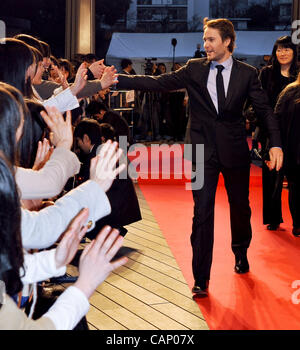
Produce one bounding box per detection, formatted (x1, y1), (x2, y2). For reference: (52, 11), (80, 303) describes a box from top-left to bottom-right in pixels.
(118, 58), (282, 168)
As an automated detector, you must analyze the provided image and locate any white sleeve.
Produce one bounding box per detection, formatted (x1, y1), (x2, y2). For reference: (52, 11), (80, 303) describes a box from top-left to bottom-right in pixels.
(43, 286), (89, 330)
(42, 87), (79, 113)
(21, 180), (111, 250)
(16, 147), (80, 200)
(21, 249), (66, 285)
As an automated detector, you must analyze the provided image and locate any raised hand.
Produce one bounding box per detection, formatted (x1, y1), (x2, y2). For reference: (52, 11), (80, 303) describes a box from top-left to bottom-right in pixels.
(32, 138), (53, 170)
(55, 208), (89, 269)
(40, 108), (73, 150)
(89, 59), (106, 79)
(52, 65), (69, 90)
(70, 63), (88, 97)
(74, 226), (127, 299)
(100, 65), (119, 89)
(89, 140), (126, 193)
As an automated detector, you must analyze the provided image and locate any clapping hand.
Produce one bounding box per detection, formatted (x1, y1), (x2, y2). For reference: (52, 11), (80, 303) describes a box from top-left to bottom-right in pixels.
(74, 225), (127, 299)
(70, 63), (88, 97)
(89, 59), (106, 79)
(32, 138), (53, 170)
(100, 65), (119, 89)
(52, 65), (69, 90)
(40, 108), (73, 150)
(89, 140), (126, 193)
(55, 208), (89, 269)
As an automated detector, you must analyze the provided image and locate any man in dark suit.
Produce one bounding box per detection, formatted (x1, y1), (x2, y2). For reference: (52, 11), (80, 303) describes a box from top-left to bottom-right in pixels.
(116, 18), (283, 297)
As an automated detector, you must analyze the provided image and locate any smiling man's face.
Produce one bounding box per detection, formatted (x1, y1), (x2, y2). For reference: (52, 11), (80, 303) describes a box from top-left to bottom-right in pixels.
(203, 27), (231, 63)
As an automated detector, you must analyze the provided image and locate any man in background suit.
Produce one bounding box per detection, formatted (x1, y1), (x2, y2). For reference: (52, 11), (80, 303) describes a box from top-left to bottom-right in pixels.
(120, 58), (135, 75)
(116, 18), (283, 297)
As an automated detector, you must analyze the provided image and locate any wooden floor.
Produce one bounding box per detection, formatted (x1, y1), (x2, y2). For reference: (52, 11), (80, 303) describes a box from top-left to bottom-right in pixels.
(68, 184), (208, 330)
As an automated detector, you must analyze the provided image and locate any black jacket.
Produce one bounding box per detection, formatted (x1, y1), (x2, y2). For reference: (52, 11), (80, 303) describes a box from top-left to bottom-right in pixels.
(118, 58), (282, 168)
(274, 85), (300, 168)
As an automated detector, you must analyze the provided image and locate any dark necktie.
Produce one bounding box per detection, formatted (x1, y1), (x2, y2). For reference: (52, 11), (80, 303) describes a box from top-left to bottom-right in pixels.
(216, 64), (225, 117)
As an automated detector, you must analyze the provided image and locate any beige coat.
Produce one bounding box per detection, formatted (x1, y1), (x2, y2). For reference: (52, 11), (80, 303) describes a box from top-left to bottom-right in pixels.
(0, 295), (55, 330)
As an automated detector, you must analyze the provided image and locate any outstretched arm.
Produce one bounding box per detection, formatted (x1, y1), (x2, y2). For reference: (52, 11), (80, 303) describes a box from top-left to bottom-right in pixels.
(117, 63), (191, 92)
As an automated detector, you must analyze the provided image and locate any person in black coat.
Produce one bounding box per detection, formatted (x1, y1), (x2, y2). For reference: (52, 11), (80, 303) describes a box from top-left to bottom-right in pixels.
(274, 78), (300, 237)
(258, 36), (298, 231)
(74, 119), (141, 238)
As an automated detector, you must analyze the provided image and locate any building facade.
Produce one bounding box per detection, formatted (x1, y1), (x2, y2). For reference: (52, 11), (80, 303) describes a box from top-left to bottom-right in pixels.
(126, 0), (210, 32)
(210, 0), (292, 30)
(126, 0), (292, 32)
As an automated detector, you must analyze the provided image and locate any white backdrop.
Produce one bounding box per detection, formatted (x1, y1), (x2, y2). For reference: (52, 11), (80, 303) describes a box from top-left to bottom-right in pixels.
(106, 31), (290, 73)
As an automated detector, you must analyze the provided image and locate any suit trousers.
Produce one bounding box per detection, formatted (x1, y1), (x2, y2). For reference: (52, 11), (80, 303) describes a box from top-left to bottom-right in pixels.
(191, 151), (252, 283)
(262, 163), (284, 225)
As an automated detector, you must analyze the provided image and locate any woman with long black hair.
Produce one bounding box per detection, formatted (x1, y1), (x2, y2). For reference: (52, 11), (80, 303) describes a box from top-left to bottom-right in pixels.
(258, 36), (298, 231)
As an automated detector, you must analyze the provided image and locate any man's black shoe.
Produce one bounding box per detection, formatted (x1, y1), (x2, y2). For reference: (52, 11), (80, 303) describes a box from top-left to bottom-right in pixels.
(234, 255), (249, 274)
(192, 280), (209, 297)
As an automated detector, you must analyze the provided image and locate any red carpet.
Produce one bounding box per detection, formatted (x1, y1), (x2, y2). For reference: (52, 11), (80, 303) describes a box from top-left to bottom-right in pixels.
(134, 146), (300, 330)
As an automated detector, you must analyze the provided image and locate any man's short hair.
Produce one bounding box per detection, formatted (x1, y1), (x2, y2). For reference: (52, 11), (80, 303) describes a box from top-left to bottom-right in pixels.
(85, 53), (97, 63)
(100, 123), (115, 142)
(85, 101), (108, 117)
(203, 18), (236, 53)
(121, 58), (133, 70)
(74, 118), (102, 145)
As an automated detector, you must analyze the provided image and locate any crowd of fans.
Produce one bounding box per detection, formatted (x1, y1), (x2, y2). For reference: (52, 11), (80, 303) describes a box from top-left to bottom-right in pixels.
(0, 34), (141, 329)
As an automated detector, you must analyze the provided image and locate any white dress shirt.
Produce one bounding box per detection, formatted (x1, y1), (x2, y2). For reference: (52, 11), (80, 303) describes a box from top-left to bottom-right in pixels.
(207, 55), (233, 113)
